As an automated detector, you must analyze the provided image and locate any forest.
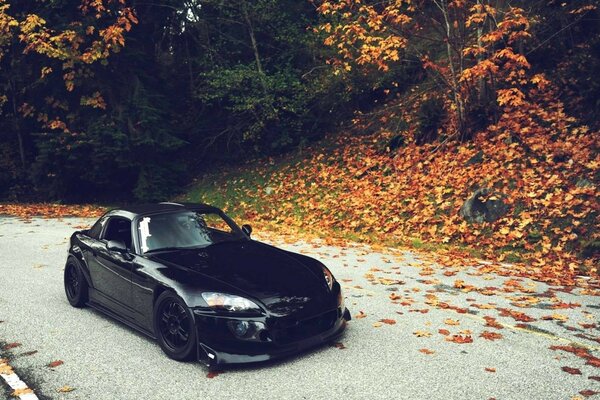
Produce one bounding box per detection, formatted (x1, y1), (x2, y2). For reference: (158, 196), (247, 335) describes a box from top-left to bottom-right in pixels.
(1, 1), (599, 273)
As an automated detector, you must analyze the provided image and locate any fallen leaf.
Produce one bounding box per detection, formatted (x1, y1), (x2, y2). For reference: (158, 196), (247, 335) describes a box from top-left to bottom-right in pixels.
(206, 371), (221, 379)
(498, 308), (536, 322)
(12, 388), (33, 397)
(379, 318), (396, 325)
(333, 342), (346, 350)
(57, 386), (75, 393)
(0, 360), (13, 375)
(438, 329), (450, 335)
(589, 376), (600, 382)
(542, 313), (569, 322)
(3, 342), (21, 350)
(485, 367), (496, 373)
(413, 330), (432, 338)
(445, 334), (473, 344)
(372, 322), (383, 328)
(454, 279), (465, 288)
(480, 331), (503, 341)
(389, 292), (402, 300)
(580, 390), (599, 397)
(48, 360), (64, 368)
(354, 311), (367, 319)
(444, 318), (460, 326)
(483, 316), (504, 329)
(562, 366), (582, 375)
(419, 348), (435, 355)
(587, 357), (600, 368)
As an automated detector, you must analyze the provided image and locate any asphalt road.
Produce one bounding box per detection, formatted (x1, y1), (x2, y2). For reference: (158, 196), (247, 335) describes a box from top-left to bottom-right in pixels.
(1, 217), (599, 400)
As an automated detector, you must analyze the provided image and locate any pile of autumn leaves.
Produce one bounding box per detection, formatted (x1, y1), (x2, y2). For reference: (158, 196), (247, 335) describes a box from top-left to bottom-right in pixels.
(220, 122), (598, 282)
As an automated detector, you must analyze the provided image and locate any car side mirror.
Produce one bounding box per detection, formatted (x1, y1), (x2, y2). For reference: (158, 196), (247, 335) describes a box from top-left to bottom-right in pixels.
(107, 240), (128, 253)
(241, 224), (252, 237)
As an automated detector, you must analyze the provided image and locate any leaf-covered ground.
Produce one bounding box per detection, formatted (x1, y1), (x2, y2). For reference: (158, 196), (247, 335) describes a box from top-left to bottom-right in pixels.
(185, 125), (598, 285)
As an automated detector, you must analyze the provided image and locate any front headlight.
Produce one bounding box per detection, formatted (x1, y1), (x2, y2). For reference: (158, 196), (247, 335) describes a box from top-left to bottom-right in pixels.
(322, 266), (334, 290)
(201, 292), (261, 312)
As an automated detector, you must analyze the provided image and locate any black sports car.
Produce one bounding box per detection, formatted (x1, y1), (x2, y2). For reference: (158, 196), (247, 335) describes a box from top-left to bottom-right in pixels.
(64, 202), (350, 368)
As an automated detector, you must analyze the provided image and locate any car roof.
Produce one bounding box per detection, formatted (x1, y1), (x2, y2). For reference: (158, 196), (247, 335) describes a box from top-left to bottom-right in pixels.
(109, 202), (222, 219)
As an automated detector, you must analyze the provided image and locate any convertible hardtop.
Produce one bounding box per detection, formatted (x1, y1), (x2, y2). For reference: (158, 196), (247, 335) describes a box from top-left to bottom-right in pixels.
(108, 202), (222, 219)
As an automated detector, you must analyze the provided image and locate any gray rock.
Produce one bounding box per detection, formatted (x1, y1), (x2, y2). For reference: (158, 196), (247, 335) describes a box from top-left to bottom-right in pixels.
(387, 135), (405, 151)
(466, 150), (484, 166)
(575, 178), (593, 188)
(459, 188), (508, 223)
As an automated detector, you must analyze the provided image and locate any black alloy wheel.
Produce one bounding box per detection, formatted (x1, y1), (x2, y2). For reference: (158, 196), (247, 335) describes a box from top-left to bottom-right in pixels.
(154, 292), (197, 361)
(64, 259), (88, 307)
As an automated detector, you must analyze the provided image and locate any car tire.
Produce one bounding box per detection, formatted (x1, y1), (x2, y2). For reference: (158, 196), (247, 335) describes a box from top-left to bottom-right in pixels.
(64, 258), (89, 308)
(154, 291), (197, 361)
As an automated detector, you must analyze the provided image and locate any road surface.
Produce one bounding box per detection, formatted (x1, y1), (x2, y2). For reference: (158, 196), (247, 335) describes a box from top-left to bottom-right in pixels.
(1, 217), (599, 399)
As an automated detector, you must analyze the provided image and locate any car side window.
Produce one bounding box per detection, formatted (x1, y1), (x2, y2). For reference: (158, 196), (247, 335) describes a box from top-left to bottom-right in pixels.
(102, 217), (133, 250)
(202, 213), (234, 234)
(88, 216), (108, 239)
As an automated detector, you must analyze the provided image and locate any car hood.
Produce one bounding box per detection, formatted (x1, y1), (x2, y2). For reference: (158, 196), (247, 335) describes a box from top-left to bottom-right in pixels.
(149, 240), (328, 316)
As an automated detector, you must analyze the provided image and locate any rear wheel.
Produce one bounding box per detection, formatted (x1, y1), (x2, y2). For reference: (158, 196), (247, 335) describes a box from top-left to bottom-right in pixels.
(64, 258), (88, 307)
(154, 291), (197, 361)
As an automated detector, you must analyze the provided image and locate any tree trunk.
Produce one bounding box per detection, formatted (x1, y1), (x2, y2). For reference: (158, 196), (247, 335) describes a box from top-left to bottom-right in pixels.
(9, 79), (26, 169)
(241, 0), (267, 94)
(435, 0), (467, 140)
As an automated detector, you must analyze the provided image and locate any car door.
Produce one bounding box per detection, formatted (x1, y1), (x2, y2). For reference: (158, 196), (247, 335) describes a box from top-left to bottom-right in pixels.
(89, 216), (135, 319)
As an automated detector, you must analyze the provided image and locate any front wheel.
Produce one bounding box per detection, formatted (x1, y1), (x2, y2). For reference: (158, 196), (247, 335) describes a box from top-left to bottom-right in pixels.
(154, 291), (197, 361)
(64, 258), (88, 307)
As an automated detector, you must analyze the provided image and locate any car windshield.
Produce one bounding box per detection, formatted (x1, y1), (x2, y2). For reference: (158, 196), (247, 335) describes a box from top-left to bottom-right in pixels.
(138, 211), (243, 253)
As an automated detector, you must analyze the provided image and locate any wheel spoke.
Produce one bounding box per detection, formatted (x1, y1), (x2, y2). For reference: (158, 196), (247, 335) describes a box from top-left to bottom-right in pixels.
(178, 327), (188, 341)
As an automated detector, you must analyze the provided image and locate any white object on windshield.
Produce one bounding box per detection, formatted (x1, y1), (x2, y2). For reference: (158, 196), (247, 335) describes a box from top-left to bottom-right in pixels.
(139, 217), (152, 253)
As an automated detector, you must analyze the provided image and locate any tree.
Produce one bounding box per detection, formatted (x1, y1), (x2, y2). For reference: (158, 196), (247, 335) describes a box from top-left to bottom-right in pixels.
(316, 0), (598, 142)
(0, 0), (137, 199)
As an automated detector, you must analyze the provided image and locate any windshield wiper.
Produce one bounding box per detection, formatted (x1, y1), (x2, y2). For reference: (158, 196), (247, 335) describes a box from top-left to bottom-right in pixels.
(144, 246), (203, 254)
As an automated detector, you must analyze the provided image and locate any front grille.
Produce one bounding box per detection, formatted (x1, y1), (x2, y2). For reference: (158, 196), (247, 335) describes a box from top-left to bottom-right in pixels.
(272, 309), (338, 345)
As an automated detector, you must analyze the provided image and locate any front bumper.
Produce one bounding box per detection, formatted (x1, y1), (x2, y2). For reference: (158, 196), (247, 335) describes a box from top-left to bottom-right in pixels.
(194, 306), (351, 367)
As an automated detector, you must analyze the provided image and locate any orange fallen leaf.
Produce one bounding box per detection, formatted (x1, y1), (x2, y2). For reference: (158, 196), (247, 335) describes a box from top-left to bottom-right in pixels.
(354, 311), (367, 319)
(379, 318), (396, 325)
(438, 329), (450, 335)
(454, 280), (465, 288)
(445, 334), (473, 344)
(12, 388), (33, 396)
(480, 331), (503, 341)
(48, 360), (64, 368)
(483, 316), (504, 329)
(389, 292), (402, 301)
(419, 348), (435, 355)
(485, 367), (496, 373)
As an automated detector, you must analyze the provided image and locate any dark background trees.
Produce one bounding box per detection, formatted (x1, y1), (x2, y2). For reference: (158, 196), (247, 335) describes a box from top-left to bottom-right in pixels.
(0, 0), (598, 202)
